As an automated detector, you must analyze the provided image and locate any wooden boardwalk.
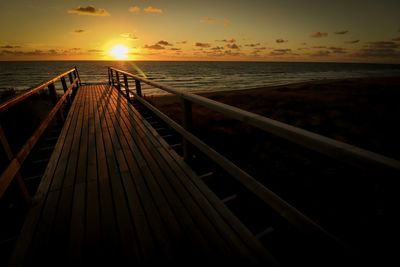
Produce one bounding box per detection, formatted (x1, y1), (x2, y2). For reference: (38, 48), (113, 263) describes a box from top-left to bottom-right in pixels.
(9, 84), (277, 266)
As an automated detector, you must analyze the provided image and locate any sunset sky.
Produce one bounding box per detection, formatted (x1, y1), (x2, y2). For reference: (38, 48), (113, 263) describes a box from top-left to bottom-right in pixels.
(1, 0), (399, 63)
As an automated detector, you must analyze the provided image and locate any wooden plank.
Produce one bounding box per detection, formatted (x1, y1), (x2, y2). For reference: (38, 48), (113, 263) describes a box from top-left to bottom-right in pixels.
(28, 87), (87, 264)
(68, 86), (90, 265)
(102, 87), (187, 263)
(110, 88), (250, 264)
(85, 85), (100, 261)
(92, 85), (124, 264)
(8, 84), (81, 266)
(111, 89), (277, 265)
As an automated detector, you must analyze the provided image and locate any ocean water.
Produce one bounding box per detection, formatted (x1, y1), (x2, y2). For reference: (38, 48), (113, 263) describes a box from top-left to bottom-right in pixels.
(1, 61), (400, 95)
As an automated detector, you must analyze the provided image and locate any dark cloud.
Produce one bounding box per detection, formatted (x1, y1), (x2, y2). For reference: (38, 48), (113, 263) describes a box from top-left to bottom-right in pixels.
(177, 41), (187, 44)
(311, 32), (328, 38)
(226, 43), (239, 49)
(301, 42), (307, 45)
(144, 44), (165, 50)
(216, 38), (236, 43)
(211, 46), (224, 51)
(328, 46), (346, 54)
(310, 50), (331, 57)
(224, 50), (241, 56)
(355, 41), (400, 58)
(245, 43), (260, 47)
(0, 45), (20, 49)
(75, 29), (84, 33)
(68, 6), (110, 16)
(270, 49), (292, 56)
(170, 48), (181, 51)
(195, 42), (211, 48)
(392, 37), (400, 41)
(312, 46), (326, 49)
(345, 40), (360, 44)
(88, 49), (103, 53)
(276, 38), (288, 43)
(334, 30), (349, 35)
(157, 40), (173, 46)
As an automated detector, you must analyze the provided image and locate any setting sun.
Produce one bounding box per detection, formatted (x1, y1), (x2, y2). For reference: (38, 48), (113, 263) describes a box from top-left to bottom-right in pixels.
(110, 44), (129, 60)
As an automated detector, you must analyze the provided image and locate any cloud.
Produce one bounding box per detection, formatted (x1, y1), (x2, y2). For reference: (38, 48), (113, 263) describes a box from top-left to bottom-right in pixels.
(201, 17), (230, 27)
(270, 49), (292, 56)
(310, 50), (331, 57)
(276, 38), (288, 43)
(74, 29), (84, 33)
(211, 46), (224, 51)
(120, 33), (138, 40)
(144, 6), (162, 14)
(312, 46), (326, 48)
(393, 37), (400, 41)
(144, 44), (165, 50)
(129, 6), (140, 14)
(345, 40), (360, 44)
(328, 46), (346, 54)
(195, 42), (211, 48)
(157, 40), (173, 46)
(216, 38), (236, 43)
(301, 42), (307, 45)
(334, 30), (349, 35)
(226, 43), (240, 49)
(170, 48), (181, 51)
(354, 41), (400, 58)
(87, 49), (103, 53)
(0, 45), (20, 49)
(177, 41), (187, 44)
(68, 6), (110, 16)
(311, 32), (328, 38)
(245, 43), (260, 47)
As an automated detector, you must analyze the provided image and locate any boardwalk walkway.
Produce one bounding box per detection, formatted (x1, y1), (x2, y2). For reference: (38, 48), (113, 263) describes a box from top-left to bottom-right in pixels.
(9, 84), (276, 266)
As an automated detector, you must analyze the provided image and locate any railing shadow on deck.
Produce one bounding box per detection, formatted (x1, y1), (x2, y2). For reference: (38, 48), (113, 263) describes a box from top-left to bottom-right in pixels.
(0, 67), (81, 203)
(108, 66), (400, 257)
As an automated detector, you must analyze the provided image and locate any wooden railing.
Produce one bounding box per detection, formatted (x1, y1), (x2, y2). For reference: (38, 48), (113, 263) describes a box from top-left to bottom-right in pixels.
(108, 67), (400, 243)
(0, 67), (81, 203)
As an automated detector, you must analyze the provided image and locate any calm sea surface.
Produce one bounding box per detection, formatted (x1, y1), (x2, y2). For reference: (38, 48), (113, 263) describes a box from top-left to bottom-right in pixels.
(1, 61), (400, 94)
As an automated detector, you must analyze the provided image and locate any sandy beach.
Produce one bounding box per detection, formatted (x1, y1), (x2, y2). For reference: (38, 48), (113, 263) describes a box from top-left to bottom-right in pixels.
(149, 76), (400, 251)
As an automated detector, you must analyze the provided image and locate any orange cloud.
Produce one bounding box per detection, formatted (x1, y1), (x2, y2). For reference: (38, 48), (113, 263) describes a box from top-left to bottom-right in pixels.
(201, 17), (230, 27)
(68, 6), (110, 16)
(129, 6), (140, 14)
(311, 32), (328, 38)
(195, 42), (211, 48)
(144, 6), (162, 14)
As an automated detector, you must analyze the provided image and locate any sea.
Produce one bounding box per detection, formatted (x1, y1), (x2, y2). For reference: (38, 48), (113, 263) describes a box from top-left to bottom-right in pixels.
(1, 61), (400, 95)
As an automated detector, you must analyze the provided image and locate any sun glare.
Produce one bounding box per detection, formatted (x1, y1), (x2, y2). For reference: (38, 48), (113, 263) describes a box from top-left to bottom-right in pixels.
(110, 44), (129, 60)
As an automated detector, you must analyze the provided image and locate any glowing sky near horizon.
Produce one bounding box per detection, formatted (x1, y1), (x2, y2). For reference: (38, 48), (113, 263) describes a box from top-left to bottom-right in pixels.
(0, 0), (399, 63)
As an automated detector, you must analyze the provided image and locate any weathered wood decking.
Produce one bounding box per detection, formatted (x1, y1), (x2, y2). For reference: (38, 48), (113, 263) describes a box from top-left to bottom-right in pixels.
(9, 84), (276, 266)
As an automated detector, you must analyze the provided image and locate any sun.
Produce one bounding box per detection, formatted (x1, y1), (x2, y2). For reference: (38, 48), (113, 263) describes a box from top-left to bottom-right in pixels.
(110, 44), (129, 60)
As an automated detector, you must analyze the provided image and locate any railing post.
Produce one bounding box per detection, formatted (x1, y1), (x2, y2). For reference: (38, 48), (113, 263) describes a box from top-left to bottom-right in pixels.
(0, 123), (30, 203)
(135, 79), (142, 97)
(182, 99), (193, 162)
(115, 71), (121, 91)
(60, 76), (71, 106)
(110, 69), (115, 87)
(48, 83), (64, 122)
(74, 66), (81, 86)
(108, 68), (111, 85)
(123, 74), (130, 101)
(68, 72), (78, 99)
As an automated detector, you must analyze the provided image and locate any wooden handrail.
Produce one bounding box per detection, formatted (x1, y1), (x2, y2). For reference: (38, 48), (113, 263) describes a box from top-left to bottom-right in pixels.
(0, 68), (80, 200)
(109, 66), (400, 249)
(0, 68), (78, 113)
(109, 67), (400, 172)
